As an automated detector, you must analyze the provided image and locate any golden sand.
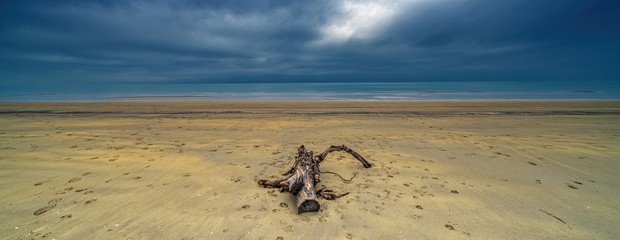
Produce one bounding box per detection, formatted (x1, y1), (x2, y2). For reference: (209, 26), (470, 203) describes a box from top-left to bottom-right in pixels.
(1, 101), (619, 239)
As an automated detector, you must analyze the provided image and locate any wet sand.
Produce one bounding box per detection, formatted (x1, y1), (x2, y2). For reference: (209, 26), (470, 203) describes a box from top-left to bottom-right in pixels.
(1, 101), (619, 239)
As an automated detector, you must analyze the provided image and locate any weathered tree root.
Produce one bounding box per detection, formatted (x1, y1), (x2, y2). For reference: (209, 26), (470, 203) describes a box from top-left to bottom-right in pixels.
(258, 145), (371, 214)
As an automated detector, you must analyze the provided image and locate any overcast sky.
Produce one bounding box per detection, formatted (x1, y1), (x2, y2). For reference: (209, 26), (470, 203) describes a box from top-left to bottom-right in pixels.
(1, 0), (618, 86)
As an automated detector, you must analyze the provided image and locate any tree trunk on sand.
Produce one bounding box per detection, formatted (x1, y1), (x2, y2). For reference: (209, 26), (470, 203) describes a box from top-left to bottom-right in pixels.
(258, 145), (371, 214)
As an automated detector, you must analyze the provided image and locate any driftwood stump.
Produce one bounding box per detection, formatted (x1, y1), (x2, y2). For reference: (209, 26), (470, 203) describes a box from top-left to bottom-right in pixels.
(258, 145), (371, 214)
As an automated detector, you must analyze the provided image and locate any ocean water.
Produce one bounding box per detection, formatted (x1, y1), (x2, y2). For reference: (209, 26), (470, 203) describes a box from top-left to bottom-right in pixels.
(1, 81), (618, 101)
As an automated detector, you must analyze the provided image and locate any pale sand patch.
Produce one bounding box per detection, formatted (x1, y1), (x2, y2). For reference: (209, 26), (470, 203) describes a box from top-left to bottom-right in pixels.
(0, 101), (618, 239)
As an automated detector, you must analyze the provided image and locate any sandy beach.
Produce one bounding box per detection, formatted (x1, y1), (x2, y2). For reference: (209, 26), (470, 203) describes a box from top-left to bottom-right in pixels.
(1, 101), (619, 239)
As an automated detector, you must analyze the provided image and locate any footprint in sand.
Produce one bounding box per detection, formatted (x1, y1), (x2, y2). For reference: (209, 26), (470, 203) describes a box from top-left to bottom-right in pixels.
(109, 155), (120, 162)
(34, 198), (62, 216)
(67, 177), (81, 183)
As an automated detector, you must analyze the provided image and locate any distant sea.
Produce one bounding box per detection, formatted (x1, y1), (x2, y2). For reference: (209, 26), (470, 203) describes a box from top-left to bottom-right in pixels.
(1, 81), (618, 101)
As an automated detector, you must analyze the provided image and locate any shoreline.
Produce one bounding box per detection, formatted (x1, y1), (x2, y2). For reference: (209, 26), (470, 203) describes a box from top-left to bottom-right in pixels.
(1, 100), (619, 116)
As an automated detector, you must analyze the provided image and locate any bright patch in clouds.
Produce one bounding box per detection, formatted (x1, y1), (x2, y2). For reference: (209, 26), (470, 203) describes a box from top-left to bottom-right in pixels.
(318, 0), (417, 44)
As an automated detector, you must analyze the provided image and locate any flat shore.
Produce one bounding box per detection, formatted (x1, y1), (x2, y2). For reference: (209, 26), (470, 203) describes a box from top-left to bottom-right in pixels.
(1, 101), (619, 239)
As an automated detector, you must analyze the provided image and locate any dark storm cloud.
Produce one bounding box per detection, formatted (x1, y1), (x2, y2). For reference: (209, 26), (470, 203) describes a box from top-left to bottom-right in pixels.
(361, 0), (620, 80)
(0, 0), (618, 85)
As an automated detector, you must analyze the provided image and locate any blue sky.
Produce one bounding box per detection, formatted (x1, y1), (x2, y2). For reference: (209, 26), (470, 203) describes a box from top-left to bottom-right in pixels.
(1, 0), (619, 87)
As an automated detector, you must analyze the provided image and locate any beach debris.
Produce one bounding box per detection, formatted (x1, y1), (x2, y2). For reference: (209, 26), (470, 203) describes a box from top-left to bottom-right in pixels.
(444, 224), (455, 230)
(258, 145), (372, 214)
(539, 209), (572, 230)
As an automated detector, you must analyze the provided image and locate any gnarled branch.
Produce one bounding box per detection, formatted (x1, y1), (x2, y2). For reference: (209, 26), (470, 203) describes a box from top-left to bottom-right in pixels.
(316, 145), (372, 168)
(258, 144), (371, 214)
